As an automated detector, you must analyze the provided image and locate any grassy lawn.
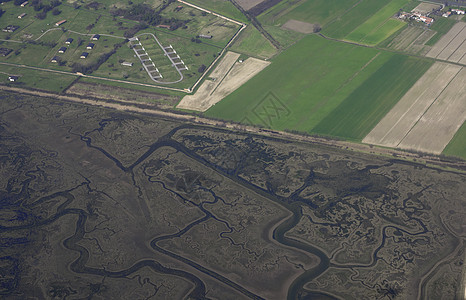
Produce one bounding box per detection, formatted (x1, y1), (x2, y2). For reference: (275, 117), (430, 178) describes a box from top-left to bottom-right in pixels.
(258, 0), (360, 27)
(443, 121), (466, 160)
(229, 25), (278, 59)
(205, 35), (394, 133)
(312, 55), (433, 141)
(0, 64), (77, 92)
(425, 17), (458, 46)
(322, 0), (389, 39)
(345, 0), (408, 45)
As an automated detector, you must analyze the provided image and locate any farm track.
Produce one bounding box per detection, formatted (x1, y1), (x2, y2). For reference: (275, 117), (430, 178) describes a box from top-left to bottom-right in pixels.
(1, 84), (465, 174)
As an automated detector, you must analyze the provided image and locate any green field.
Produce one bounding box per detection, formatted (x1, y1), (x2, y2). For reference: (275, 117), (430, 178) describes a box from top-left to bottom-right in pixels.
(0, 64), (77, 92)
(322, 0), (391, 39)
(345, 0), (408, 45)
(443, 121), (466, 160)
(258, 0), (360, 27)
(312, 55), (433, 140)
(206, 35), (394, 133)
(425, 17), (458, 46)
(229, 26), (278, 59)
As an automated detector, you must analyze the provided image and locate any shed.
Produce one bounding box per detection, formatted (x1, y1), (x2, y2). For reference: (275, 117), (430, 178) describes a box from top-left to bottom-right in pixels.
(199, 34), (213, 39)
(86, 43), (95, 50)
(20, 1), (28, 7)
(65, 38), (73, 44)
(58, 46), (67, 53)
(121, 62), (133, 67)
(91, 34), (100, 40)
(18, 13), (27, 19)
(51, 56), (60, 63)
(8, 75), (19, 82)
(80, 52), (89, 59)
(55, 19), (67, 26)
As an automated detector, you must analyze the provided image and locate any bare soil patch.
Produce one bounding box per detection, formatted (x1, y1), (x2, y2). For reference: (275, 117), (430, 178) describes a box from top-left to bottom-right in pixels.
(363, 62), (462, 148)
(412, 3), (442, 14)
(177, 52), (270, 111)
(398, 67), (466, 154)
(281, 19), (315, 34)
(426, 22), (466, 62)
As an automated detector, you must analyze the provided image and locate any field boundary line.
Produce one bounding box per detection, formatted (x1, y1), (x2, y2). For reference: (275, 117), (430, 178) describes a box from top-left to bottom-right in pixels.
(396, 66), (463, 147)
(2, 85), (466, 172)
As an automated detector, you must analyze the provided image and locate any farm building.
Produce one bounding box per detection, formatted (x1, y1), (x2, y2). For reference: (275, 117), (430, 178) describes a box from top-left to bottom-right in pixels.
(51, 56), (59, 63)
(18, 13), (27, 19)
(65, 38), (73, 44)
(199, 34), (213, 39)
(80, 52), (89, 59)
(91, 34), (100, 40)
(121, 62), (133, 67)
(58, 47), (67, 53)
(156, 24), (171, 29)
(20, 1), (28, 7)
(452, 9), (465, 15)
(55, 20), (67, 26)
(443, 11), (452, 17)
(86, 43), (95, 50)
(8, 76), (18, 82)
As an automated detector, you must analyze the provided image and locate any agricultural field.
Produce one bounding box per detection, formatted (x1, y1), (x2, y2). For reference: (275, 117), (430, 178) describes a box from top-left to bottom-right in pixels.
(425, 17), (458, 46)
(363, 62), (464, 154)
(443, 121), (466, 160)
(312, 55), (432, 140)
(229, 25), (277, 59)
(257, 0), (360, 27)
(0, 0), (241, 92)
(174, 0), (247, 23)
(322, 0), (392, 39)
(205, 35), (396, 133)
(381, 25), (435, 55)
(177, 51), (270, 111)
(344, 0), (408, 45)
(426, 22), (466, 64)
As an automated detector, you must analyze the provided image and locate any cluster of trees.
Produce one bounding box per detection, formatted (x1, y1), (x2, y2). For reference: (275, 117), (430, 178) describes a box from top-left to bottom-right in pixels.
(71, 40), (127, 74)
(111, 0), (188, 34)
(13, 0), (63, 19)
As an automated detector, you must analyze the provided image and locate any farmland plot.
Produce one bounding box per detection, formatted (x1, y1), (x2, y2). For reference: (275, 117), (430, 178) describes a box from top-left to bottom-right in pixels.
(426, 22), (466, 63)
(364, 62), (466, 154)
(397, 67), (466, 153)
(385, 25), (435, 54)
